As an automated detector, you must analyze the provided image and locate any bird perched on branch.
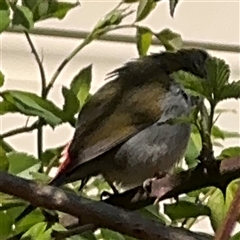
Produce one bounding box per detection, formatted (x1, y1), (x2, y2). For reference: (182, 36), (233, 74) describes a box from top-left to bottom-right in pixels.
(16, 48), (209, 222)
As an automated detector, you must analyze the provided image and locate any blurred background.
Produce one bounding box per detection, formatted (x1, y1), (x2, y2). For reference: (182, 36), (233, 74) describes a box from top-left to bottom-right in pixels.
(1, 0), (239, 235)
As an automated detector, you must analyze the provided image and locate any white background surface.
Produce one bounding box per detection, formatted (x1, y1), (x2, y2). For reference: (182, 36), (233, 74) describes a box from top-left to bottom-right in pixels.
(1, 0), (240, 235)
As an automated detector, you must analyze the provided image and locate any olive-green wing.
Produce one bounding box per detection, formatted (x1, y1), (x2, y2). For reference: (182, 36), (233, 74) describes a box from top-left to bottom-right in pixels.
(64, 79), (167, 174)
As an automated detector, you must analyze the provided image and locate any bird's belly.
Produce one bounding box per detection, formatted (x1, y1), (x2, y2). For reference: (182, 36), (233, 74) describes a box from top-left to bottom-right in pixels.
(103, 122), (191, 192)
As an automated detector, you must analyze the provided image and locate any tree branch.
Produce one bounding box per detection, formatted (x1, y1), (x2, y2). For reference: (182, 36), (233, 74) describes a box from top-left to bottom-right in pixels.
(0, 171), (211, 240)
(105, 157), (240, 210)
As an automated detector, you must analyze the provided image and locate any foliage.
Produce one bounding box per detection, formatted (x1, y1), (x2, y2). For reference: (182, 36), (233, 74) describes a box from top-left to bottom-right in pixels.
(0, 0), (240, 239)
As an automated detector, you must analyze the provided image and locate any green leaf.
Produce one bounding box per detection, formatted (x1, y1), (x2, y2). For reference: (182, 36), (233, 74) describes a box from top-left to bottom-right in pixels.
(0, 0), (10, 33)
(0, 100), (18, 115)
(136, 0), (156, 22)
(139, 204), (168, 224)
(7, 152), (40, 179)
(218, 147), (240, 159)
(215, 108), (237, 115)
(0, 71), (4, 87)
(156, 28), (183, 51)
(101, 229), (125, 240)
(225, 180), (240, 218)
(94, 7), (131, 33)
(205, 57), (230, 101)
(171, 70), (209, 98)
(23, 0), (79, 22)
(217, 80), (240, 101)
(164, 201), (211, 221)
(41, 145), (65, 167)
(211, 126), (240, 140)
(207, 188), (225, 232)
(62, 86), (79, 121)
(70, 65), (92, 108)
(0, 138), (15, 152)
(1, 90), (63, 127)
(13, 208), (45, 234)
(0, 211), (13, 239)
(231, 232), (240, 240)
(22, 222), (48, 239)
(169, 0), (180, 17)
(0, 145), (9, 171)
(12, 5), (34, 29)
(51, 1), (79, 20)
(184, 132), (201, 167)
(136, 27), (152, 56)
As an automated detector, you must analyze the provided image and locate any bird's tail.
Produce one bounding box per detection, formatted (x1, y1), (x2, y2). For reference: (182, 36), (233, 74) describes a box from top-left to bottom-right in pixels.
(15, 142), (71, 223)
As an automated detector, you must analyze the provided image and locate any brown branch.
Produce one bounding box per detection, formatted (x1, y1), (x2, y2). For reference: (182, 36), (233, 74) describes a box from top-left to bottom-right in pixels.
(0, 171), (211, 240)
(105, 157), (240, 210)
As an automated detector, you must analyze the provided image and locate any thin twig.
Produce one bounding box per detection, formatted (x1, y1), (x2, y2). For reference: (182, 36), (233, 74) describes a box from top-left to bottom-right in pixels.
(24, 31), (46, 96)
(0, 121), (40, 139)
(24, 31), (46, 167)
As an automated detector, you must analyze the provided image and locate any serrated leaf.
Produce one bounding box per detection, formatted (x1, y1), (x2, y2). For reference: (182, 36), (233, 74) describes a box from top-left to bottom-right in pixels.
(171, 70), (209, 98)
(12, 5), (34, 29)
(218, 147), (240, 159)
(7, 152), (40, 179)
(0, 0), (10, 33)
(207, 188), (225, 232)
(169, 0), (180, 17)
(217, 80), (240, 101)
(164, 201), (210, 221)
(0, 211), (12, 239)
(136, 27), (152, 56)
(70, 65), (92, 108)
(62, 86), (79, 121)
(136, 0), (156, 22)
(156, 28), (183, 51)
(1, 90), (64, 127)
(205, 57), (231, 101)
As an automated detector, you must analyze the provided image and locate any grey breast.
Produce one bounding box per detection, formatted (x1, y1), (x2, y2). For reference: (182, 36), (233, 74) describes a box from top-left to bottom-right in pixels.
(103, 83), (194, 191)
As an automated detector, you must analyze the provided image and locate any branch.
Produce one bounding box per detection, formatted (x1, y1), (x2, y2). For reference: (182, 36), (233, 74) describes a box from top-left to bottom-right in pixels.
(24, 31), (46, 96)
(105, 157), (240, 210)
(0, 121), (41, 139)
(0, 172), (211, 240)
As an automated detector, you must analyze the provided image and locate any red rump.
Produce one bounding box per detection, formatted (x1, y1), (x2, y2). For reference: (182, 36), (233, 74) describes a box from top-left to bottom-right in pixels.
(55, 141), (72, 177)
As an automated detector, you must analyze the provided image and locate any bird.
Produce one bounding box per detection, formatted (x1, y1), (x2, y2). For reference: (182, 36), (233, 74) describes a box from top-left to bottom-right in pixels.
(15, 48), (209, 222)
